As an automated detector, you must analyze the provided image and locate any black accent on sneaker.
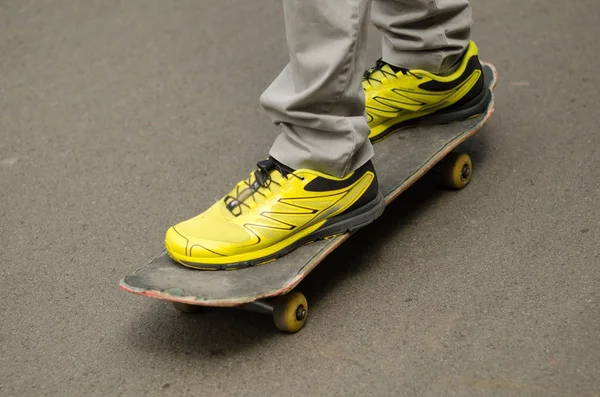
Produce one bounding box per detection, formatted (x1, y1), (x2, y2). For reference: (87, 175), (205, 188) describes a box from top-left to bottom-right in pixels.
(431, 70), (486, 116)
(417, 55), (482, 92)
(334, 161), (379, 216)
(304, 160), (375, 193)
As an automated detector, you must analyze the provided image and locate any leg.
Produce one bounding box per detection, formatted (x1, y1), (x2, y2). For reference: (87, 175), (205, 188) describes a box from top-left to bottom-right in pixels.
(371, 0), (472, 73)
(165, 0), (387, 268)
(260, 0), (373, 178)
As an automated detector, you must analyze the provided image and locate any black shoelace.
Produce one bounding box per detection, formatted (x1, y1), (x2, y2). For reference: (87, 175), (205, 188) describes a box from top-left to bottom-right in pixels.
(224, 158), (303, 216)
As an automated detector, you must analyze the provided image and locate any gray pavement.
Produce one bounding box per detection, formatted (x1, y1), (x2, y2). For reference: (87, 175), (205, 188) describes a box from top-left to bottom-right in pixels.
(1, 0), (599, 396)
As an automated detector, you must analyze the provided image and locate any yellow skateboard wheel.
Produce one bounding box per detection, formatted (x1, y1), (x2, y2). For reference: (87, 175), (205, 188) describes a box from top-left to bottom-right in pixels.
(273, 292), (308, 333)
(441, 152), (472, 190)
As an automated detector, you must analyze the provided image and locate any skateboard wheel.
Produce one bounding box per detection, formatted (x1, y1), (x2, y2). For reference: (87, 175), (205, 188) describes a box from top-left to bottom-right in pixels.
(273, 292), (308, 333)
(172, 302), (203, 313)
(441, 152), (472, 190)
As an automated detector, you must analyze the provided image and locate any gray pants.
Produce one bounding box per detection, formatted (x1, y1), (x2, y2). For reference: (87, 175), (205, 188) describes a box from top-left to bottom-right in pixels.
(261, 0), (472, 177)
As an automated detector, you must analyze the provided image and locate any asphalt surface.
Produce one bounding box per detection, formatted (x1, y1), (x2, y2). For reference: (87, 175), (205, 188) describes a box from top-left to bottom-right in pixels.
(1, 0), (599, 396)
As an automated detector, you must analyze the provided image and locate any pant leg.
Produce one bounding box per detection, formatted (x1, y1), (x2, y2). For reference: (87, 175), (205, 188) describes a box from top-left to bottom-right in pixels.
(260, 0), (373, 178)
(372, 0), (472, 73)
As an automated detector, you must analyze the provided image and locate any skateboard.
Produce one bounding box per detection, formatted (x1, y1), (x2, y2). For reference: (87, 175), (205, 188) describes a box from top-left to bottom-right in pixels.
(120, 62), (498, 333)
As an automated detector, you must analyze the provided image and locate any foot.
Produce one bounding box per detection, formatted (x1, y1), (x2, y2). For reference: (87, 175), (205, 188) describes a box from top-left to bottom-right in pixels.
(363, 41), (491, 142)
(165, 158), (384, 270)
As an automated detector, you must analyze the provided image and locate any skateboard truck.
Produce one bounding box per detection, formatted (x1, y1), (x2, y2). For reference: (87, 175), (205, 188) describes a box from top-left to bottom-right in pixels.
(172, 292), (309, 333)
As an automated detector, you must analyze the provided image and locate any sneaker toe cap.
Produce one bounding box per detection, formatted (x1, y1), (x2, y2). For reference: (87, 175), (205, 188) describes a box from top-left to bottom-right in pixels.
(165, 226), (228, 261)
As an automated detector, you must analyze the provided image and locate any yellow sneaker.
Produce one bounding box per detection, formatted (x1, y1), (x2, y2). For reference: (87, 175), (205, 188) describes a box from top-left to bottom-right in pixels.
(165, 158), (384, 270)
(364, 41), (491, 142)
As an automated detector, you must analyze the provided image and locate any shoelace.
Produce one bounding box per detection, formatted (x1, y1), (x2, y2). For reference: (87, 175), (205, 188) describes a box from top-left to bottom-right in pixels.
(224, 159), (304, 216)
(362, 59), (422, 88)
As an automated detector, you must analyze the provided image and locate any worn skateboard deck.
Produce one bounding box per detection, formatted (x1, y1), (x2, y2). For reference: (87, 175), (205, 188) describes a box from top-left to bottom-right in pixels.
(121, 62), (497, 307)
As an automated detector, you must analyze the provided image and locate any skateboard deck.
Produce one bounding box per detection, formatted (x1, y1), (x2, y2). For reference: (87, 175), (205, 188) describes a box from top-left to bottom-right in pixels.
(121, 62), (497, 310)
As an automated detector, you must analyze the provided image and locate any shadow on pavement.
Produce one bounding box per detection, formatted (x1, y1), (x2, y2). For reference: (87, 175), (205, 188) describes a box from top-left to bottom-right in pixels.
(124, 301), (278, 359)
